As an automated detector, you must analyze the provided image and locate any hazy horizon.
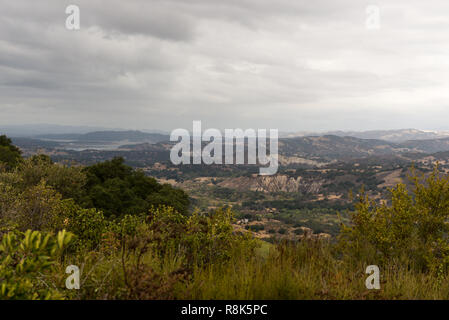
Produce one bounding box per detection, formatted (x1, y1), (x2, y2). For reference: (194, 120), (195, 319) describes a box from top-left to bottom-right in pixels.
(3, 123), (449, 137)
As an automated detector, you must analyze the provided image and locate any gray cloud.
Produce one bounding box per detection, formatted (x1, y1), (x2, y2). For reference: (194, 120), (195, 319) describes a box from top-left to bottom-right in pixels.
(1, 0), (449, 131)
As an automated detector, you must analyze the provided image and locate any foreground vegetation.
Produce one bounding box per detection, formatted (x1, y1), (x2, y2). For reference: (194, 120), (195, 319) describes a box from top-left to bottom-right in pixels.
(3, 134), (449, 299)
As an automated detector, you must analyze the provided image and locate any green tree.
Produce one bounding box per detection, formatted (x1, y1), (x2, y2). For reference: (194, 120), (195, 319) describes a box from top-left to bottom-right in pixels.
(15, 155), (86, 201)
(0, 135), (22, 169)
(82, 157), (189, 217)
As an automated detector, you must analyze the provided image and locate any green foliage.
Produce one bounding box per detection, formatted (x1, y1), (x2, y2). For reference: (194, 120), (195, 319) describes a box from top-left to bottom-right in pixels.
(10, 134), (449, 299)
(0, 180), (65, 232)
(82, 157), (190, 217)
(147, 206), (257, 266)
(0, 154), (87, 234)
(16, 155), (86, 201)
(0, 229), (73, 300)
(339, 166), (449, 273)
(59, 200), (106, 250)
(147, 184), (191, 215)
(0, 135), (22, 169)
(110, 213), (146, 237)
(246, 224), (265, 232)
(182, 239), (449, 300)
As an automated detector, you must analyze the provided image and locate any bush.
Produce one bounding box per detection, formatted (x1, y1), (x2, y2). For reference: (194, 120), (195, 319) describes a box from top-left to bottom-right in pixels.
(59, 200), (106, 251)
(0, 229), (73, 300)
(339, 166), (449, 273)
(247, 225), (265, 232)
(16, 155), (86, 201)
(2, 181), (65, 232)
(120, 206), (258, 267)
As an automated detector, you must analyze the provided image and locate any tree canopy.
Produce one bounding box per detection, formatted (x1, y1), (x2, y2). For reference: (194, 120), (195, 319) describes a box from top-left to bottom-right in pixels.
(0, 135), (22, 168)
(81, 157), (190, 217)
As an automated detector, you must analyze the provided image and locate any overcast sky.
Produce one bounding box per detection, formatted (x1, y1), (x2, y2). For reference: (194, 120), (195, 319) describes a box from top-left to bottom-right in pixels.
(1, 0), (449, 132)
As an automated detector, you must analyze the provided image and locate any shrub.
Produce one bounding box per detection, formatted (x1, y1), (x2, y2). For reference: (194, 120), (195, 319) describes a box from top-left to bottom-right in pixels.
(17, 155), (86, 201)
(247, 225), (265, 232)
(124, 206), (258, 267)
(339, 166), (449, 273)
(6, 181), (65, 232)
(0, 229), (73, 300)
(59, 200), (106, 250)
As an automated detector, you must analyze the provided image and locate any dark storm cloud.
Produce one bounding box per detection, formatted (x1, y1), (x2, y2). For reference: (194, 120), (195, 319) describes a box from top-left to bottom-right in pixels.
(1, 0), (449, 131)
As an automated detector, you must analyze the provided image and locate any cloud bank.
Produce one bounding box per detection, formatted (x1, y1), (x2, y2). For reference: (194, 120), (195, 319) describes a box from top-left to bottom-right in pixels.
(1, 0), (449, 131)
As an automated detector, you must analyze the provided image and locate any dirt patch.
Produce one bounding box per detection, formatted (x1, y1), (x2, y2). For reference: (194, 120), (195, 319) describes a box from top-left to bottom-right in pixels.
(377, 169), (403, 189)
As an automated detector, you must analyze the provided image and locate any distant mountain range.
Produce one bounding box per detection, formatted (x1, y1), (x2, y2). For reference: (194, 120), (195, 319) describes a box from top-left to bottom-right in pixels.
(281, 129), (449, 142)
(5, 126), (449, 160)
(107, 132), (449, 161)
(36, 130), (169, 144)
(280, 135), (449, 161)
(3, 125), (449, 143)
(0, 124), (169, 138)
(6, 130), (169, 152)
(0, 124), (121, 137)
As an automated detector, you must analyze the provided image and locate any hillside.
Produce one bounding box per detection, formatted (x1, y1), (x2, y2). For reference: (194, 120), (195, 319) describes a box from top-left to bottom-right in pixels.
(279, 135), (404, 160)
(283, 129), (449, 142)
(326, 129), (449, 142)
(400, 137), (449, 153)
